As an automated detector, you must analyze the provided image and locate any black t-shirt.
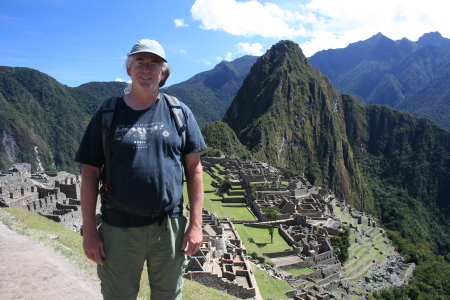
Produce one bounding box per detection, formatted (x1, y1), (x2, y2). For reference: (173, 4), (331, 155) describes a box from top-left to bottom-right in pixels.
(75, 94), (207, 227)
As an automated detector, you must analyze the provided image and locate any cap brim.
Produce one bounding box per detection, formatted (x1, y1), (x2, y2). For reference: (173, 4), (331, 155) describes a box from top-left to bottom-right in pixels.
(128, 51), (167, 62)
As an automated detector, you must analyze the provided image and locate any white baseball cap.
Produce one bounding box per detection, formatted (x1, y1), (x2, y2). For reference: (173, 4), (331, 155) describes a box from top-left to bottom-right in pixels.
(128, 39), (167, 62)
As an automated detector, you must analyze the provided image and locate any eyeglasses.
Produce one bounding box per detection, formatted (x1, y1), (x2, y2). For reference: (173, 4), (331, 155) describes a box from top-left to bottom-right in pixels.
(134, 61), (161, 70)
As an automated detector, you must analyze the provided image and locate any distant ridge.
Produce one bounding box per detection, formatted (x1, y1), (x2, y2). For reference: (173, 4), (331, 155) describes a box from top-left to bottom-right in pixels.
(162, 55), (258, 128)
(309, 31), (450, 130)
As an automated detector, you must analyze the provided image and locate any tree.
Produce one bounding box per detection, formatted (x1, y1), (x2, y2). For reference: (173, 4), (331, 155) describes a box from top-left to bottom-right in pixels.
(218, 176), (232, 196)
(262, 207), (281, 243)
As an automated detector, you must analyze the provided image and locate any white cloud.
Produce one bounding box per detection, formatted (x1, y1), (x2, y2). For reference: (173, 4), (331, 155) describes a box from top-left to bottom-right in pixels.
(180, 49), (186, 55)
(297, 0), (449, 56)
(237, 42), (264, 56)
(191, 0), (450, 57)
(174, 18), (188, 28)
(225, 52), (233, 61)
(191, 0), (306, 38)
(115, 78), (125, 82)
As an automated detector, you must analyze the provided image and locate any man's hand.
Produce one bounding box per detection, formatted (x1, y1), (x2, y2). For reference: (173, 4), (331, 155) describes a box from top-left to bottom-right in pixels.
(80, 165), (104, 265)
(181, 224), (202, 255)
(182, 152), (204, 256)
(83, 230), (106, 265)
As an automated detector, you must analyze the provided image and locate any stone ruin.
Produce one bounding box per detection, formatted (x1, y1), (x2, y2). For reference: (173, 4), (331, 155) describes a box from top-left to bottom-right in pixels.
(185, 209), (257, 299)
(202, 157), (415, 299)
(0, 163), (82, 233)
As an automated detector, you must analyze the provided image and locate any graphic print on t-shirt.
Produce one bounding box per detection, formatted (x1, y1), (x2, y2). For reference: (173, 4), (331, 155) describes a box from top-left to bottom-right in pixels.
(113, 122), (170, 149)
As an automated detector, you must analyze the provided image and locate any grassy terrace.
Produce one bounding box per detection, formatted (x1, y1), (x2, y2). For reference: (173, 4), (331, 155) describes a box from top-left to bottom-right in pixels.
(200, 171), (256, 220)
(343, 223), (395, 283)
(251, 264), (291, 300)
(235, 224), (292, 254)
(204, 199), (256, 220)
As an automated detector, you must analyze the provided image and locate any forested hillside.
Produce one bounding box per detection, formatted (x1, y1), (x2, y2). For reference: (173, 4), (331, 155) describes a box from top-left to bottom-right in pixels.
(1, 67), (88, 173)
(309, 31), (450, 130)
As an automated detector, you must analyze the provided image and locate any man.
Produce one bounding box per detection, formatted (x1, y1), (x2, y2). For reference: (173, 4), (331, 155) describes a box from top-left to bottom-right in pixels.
(75, 39), (206, 300)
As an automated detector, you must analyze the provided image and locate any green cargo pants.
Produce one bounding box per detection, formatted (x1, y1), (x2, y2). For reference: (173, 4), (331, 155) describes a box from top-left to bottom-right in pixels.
(97, 216), (188, 300)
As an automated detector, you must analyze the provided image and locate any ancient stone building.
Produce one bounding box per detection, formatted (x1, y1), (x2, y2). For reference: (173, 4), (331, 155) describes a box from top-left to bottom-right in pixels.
(185, 210), (257, 299)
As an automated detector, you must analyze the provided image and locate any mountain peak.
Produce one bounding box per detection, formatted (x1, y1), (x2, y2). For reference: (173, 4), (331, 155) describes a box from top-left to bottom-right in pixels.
(223, 40), (314, 135)
(417, 31), (450, 49)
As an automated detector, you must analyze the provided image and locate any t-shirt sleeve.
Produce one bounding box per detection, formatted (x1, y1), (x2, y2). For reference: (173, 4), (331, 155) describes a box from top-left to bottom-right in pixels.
(182, 103), (207, 155)
(74, 107), (105, 168)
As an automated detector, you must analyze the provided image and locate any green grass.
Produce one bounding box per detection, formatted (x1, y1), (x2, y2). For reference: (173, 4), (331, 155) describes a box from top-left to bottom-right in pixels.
(251, 264), (291, 300)
(202, 197), (256, 220)
(235, 224), (292, 254)
(202, 171), (216, 192)
(0, 208), (239, 300)
(234, 224), (266, 258)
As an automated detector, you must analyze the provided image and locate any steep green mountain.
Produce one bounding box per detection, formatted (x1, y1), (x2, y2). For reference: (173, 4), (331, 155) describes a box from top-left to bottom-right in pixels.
(223, 40), (363, 201)
(212, 40), (450, 257)
(0, 66), (127, 173)
(309, 32), (450, 130)
(200, 121), (251, 159)
(71, 81), (127, 115)
(0, 67), (85, 173)
(162, 56), (257, 128)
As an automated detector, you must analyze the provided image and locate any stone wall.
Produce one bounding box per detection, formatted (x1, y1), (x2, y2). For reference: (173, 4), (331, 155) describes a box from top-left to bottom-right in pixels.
(314, 250), (334, 265)
(403, 263), (416, 282)
(285, 289), (299, 298)
(279, 225), (296, 247)
(239, 171), (265, 183)
(278, 257), (315, 271)
(227, 190), (245, 196)
(321, 263), (341, 277)
(264, 250), (297, 258)
(185, 272), (255, 299)
(321, 280), (340, 292)
(223, 197), (246, 203)
(55, 179), (80, 199)
(317, 272), (340, 286)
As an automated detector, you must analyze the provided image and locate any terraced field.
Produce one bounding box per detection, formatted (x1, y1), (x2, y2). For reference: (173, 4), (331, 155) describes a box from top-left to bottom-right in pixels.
(200, 161), (406, 298)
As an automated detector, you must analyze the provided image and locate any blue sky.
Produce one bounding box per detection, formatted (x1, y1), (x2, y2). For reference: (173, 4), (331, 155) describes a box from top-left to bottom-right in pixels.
(1, 0), (448, 88)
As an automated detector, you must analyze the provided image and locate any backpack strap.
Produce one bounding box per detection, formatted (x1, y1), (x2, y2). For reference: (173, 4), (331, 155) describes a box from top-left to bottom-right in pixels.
(162, 93), (187, 151)
(101, 97), (119, 190)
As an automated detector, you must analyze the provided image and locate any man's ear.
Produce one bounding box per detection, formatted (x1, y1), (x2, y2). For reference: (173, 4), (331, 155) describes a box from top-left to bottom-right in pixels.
(126, 67), (131, 76)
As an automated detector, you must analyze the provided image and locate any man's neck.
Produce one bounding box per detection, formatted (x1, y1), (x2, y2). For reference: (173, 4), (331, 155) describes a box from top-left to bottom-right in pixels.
(124, 89), (159, 110)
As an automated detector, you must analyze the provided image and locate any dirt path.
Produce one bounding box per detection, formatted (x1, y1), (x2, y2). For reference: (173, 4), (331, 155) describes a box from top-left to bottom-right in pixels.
(0, 221), (103, 300)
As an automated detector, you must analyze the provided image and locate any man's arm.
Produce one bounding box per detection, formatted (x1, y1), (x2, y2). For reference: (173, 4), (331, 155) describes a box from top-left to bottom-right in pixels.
(80, 164), (106, 265)
(181, 152), (204, 255)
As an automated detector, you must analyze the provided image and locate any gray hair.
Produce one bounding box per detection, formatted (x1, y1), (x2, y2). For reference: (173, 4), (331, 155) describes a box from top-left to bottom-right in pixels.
(124, 55), (171, 94)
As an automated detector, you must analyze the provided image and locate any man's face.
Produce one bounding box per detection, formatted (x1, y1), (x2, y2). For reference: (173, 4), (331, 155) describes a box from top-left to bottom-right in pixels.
(127, 53), (166, 90)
